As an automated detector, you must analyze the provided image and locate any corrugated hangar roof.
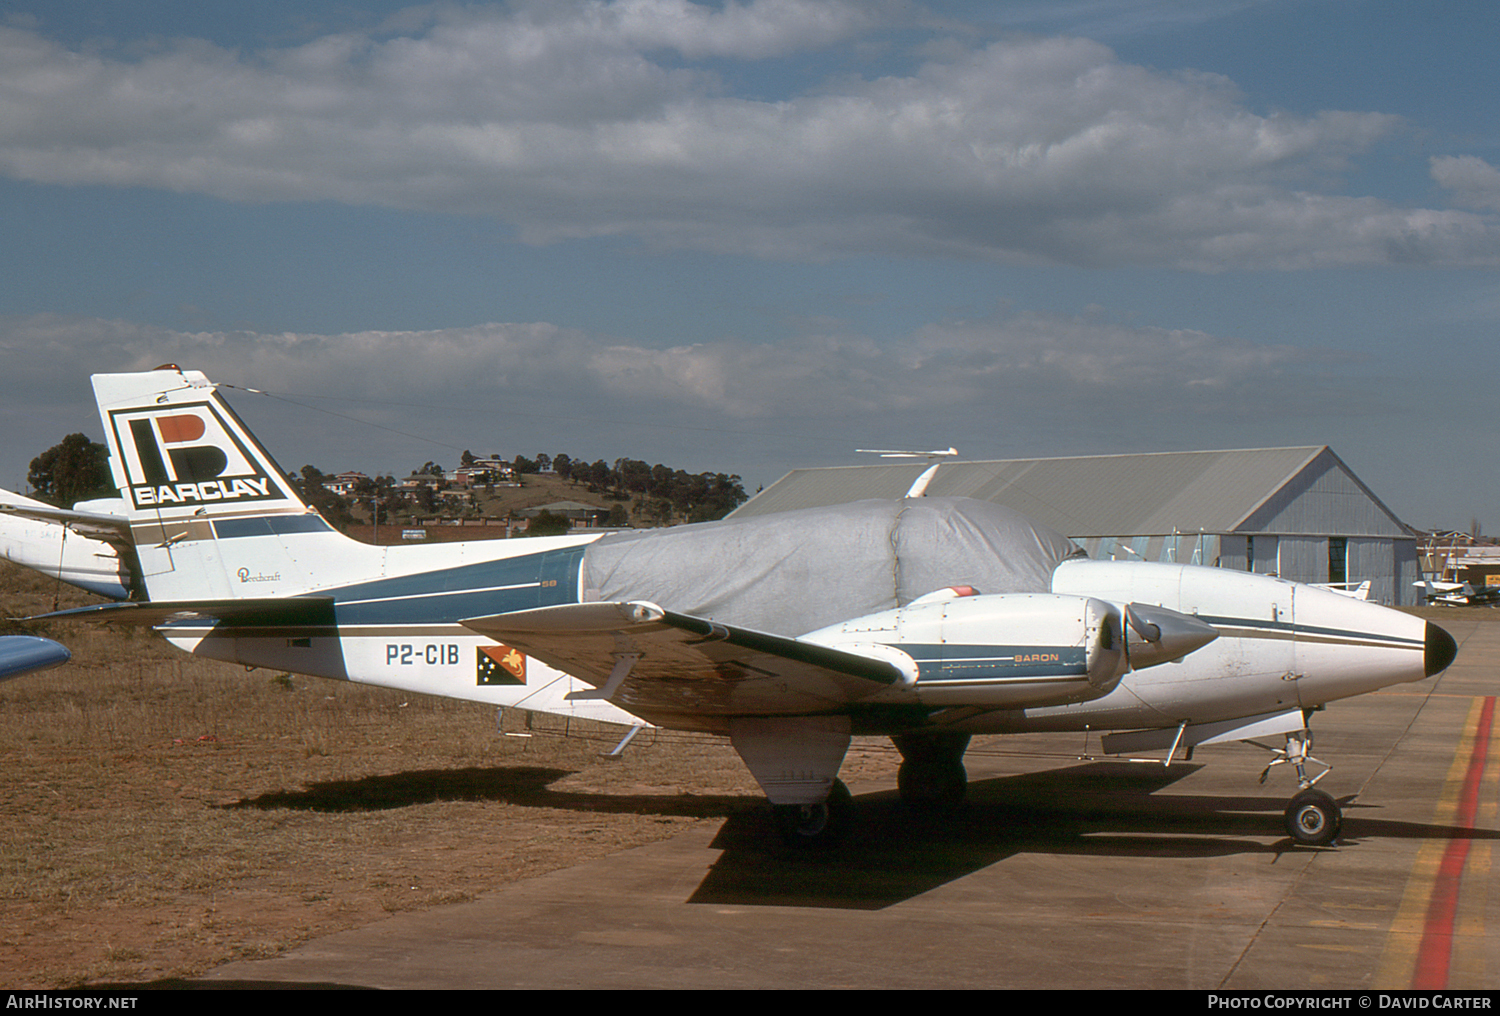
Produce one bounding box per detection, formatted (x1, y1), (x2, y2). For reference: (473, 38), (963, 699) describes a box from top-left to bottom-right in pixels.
(731, 446), (1410, 538)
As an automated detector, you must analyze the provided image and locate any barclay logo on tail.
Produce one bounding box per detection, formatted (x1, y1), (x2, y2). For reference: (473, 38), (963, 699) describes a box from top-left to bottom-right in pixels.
(105, 400), (291, 511)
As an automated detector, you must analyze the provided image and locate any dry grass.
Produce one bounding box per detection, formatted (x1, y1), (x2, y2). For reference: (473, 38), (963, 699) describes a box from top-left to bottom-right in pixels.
(0, 560), (815, 988)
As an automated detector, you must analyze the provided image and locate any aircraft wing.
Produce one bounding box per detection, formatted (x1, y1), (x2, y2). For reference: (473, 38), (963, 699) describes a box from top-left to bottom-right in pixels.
(461, 601), (911, 718)
(16, 597), (337, 627)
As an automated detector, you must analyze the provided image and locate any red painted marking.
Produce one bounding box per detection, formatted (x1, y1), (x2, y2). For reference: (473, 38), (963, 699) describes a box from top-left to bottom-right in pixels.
(1412, 695), (1495, 989)
(155, 413), (205, 443)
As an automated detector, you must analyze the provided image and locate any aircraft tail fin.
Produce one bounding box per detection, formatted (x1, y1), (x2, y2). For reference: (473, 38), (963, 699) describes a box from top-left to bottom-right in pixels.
(92, 365), (375, 601)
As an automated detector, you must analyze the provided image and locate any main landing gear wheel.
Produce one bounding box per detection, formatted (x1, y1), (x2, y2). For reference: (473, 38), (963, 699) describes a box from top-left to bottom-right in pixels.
(892, 732), (971, 814)
(897, 760), (967, 813)
(1284, 787), (1342, 846)
(772, 779), (851, 850)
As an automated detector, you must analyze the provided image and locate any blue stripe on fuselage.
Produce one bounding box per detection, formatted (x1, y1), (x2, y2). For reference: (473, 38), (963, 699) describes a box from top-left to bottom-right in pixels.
(899, 643), (1088, 683)
(1196, 614), (1423, 648)
(319, 546), (584, 625)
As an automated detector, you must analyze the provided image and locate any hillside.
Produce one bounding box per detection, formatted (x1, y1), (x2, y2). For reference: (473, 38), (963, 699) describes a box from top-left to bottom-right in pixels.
(343, 472), (636, 544)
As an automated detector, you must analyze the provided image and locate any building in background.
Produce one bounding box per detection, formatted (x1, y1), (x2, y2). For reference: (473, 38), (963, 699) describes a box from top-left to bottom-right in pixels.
(731, 446), (1420, 605)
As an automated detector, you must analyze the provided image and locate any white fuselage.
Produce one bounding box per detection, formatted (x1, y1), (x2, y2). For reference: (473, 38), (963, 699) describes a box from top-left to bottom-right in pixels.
(160, 553), (1435, 742)
(963, 558), (1433, 736)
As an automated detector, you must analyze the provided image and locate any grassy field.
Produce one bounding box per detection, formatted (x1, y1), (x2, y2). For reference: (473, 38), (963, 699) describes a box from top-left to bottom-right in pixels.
(0, 560), (791, 988)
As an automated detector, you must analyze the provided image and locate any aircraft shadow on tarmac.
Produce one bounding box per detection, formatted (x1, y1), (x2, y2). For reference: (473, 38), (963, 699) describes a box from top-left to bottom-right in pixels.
(689, 761), (1500, 911)
(223, 764), (750, 818)
(221, 760), (1499, 913)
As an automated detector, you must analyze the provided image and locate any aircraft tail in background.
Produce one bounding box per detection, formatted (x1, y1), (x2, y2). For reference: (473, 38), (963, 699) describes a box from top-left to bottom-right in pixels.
(0, 487), (133, 599)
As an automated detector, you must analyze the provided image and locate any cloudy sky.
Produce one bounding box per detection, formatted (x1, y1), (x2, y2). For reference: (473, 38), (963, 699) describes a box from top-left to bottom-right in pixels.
(2, 0), (1497, 530)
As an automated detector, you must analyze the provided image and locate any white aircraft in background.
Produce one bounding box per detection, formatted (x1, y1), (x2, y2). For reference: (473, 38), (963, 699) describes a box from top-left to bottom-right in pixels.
(1414, 579), (1500, 607)
(0, 366), (1457, 848)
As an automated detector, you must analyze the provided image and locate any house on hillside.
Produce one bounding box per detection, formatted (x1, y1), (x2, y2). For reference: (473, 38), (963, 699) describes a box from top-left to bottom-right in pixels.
(325, 472), (368, 497)
(452, 458), (517, 487)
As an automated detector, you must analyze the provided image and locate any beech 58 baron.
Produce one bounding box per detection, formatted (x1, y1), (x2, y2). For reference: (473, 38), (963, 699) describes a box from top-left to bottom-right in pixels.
(1, 367), (1457, 848)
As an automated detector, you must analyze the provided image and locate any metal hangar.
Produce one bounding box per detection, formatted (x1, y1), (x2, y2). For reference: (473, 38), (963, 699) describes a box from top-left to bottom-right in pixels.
(730, 446), (1420, 606)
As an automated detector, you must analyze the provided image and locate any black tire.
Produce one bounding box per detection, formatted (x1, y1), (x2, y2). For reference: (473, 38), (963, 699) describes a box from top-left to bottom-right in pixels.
(772, 779), (851, 850)
(897, 759), (967, 812)
(1284, 788), (1341, 846)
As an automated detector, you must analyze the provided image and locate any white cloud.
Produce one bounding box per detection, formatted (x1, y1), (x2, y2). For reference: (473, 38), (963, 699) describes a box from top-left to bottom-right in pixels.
(0, 307), (1351, 422)
(1432, 155), (1500, 212)
(0, 307), (1402, 494)
(0, 2), (1496, 268)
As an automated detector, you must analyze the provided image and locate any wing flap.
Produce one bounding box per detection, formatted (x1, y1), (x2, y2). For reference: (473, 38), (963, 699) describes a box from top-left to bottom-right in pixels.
(461, 601), (905, 716)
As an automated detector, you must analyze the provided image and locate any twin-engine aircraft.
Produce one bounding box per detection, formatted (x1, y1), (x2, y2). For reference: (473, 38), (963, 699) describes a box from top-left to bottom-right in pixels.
(0, 366), (1457, 848)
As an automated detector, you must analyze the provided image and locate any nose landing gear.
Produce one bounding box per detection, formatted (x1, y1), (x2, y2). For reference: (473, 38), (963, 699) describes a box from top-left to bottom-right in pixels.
(1285, 786), (1341, 845)
(1255, 728), (1342, 846)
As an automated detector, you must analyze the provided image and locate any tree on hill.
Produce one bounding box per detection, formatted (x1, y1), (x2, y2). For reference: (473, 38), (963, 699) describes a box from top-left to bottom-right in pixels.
(28, 434), (114, 507)
(404, 447), (748, 527)
(289, 465), (355, 531)
(526, 509), (570, 537)
(348, 474), (403, 527)
(583, 459), (611, 491)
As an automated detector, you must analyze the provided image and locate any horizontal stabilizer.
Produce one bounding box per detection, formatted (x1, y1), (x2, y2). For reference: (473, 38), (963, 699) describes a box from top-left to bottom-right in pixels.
(0, 497), (133, 546)
(461, 601), (908, 717)
(17, 597), (336, 628)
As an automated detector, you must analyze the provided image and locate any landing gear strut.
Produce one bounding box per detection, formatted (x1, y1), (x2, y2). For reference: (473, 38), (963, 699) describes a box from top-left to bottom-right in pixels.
(892, 732), (970, 813)
(1258, 727), (1341, 846)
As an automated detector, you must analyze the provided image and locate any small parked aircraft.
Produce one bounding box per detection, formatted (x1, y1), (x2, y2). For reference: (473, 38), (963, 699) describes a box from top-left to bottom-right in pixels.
(1, 366), (1456, 848)
(1414, 579), (1500, 607)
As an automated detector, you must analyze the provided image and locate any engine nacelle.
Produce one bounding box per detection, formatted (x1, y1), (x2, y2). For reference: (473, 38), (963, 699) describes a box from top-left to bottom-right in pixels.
(801, 592), (1126, 709)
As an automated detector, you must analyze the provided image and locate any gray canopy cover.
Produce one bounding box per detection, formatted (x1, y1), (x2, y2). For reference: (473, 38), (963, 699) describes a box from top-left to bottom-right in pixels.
(580, 497), (1083, 637)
